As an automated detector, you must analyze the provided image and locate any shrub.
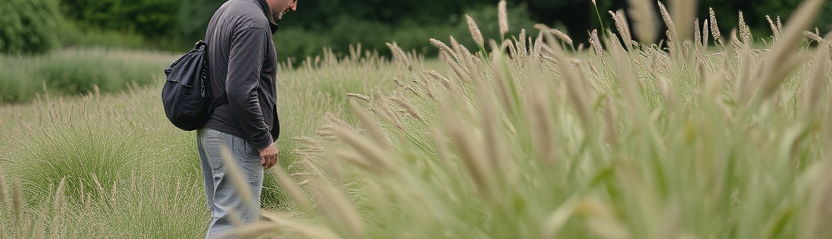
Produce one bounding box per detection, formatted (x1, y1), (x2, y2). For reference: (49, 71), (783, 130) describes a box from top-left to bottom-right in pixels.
(0, 49), (174, 104)
(0, 0), (63, 54)
(58, 0), (180, 37)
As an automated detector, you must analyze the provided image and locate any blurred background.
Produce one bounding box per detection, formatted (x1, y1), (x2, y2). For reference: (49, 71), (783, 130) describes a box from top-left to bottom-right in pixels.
(2, 0), (832, 63)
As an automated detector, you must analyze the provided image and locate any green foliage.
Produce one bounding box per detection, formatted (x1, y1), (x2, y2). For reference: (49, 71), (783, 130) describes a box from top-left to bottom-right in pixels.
(0, 49), (172, 104)
(0, 0), (63, 54)
(58, 0), (180, 37)
(177, 0), (226, 40)
(218, 1), (832, 239)
(273, 4), (537, 64)
(0, 46), (411, 236)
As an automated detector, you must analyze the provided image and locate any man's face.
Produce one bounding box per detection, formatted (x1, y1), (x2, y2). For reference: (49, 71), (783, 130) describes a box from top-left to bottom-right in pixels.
(272, 0), (298, 20)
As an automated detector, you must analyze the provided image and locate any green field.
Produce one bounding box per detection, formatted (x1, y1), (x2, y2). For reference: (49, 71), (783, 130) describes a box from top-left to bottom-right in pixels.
(3, 0), (832, 238)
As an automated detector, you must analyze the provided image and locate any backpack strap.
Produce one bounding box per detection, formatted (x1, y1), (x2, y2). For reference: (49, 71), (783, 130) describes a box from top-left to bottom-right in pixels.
(200, 40), (228, 111)
(210, 92), (228, 109)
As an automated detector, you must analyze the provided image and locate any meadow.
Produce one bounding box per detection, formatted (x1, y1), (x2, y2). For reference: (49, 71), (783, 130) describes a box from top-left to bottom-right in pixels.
(3, 0), (832, 238)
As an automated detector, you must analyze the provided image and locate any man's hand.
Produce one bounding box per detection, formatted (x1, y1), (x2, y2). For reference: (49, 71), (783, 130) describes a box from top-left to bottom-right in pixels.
(258, 144), (279, 169)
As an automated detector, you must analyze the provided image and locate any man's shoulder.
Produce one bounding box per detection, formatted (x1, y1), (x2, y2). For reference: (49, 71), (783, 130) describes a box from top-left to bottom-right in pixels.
(219, 0), (269, 30)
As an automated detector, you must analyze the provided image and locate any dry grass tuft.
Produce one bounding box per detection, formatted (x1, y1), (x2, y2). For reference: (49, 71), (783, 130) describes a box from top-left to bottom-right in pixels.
(754, 0), (823, 102)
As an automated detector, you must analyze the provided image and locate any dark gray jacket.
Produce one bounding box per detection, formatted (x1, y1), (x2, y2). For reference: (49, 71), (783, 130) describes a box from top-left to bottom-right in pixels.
(203, 0), (280, 149)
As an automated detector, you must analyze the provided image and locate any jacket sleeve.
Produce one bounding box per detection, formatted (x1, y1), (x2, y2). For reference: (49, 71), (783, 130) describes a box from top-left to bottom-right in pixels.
(226, 27), (273, 149)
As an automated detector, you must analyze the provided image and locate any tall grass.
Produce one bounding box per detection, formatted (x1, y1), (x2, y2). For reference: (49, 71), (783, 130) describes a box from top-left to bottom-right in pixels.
(0, 48), (174, 104)
(224, 0), (832, 238)
(0, 40), (420, 237)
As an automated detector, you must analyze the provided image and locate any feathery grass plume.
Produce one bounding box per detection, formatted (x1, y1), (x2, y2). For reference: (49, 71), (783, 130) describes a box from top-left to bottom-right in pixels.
(333, 150), (375, 172)
(803, 159), (832, 239)
(539, 24), (595, 127)
(349, 100), (390, 147)
(777, 16), (783, 33)
(310, 179), (365, 238)
(702, 20), (710, 52)
(518, 29), (528, 55)
(466, 14), (485, 48)
(755, 0), (824, 102)
(430, 38), (461, 64)
(575, 198), (630, 239)
(448, 36), (475, 80)
(224, 220), (340, 239)
(263, 212), (341, 239)
(670, 0), (699, 42)
(481, 60), (514, 191)
(734, 43), (754, 102)
(603, 98), (619, 145)
(610, 10), (633, 50)
(540, 197), (579, 239)
(372, 88), (402, 129)
(12, 179), (22, 229)
(608, 32), (641, 104)
(426, 70), (452, 90)
(738, 11), (752, 46)
(270, 167), (315, 215)
(330, 120), (396, 175)
(345, 93), (370, 102)
(0, 169), (7, 212)
(50, 177), (66, 238)
(385, 42), (413, 72)
(694, 18), (702, 51)
(52, 177), (66, 214)
(801, 33), (832, 118)
(805, 31), (823, 43)
(442, 100), (490, 198)
(503, 38), (518, 57)
(449, 36), (468, 63)
(709, 8), (724, 46)
(535, 24), (576, 49)
(627, 0), (659, 44)
(551, 29), (575, 49)
(767, 15), (781, 41)
(657, 1), (677, 42)
(389, 97), (424, 121)
(498, 0), (508, 38)
(220, 222), (282, 239)
(590, 29), (605, 58)
(524, 75), (557, 164)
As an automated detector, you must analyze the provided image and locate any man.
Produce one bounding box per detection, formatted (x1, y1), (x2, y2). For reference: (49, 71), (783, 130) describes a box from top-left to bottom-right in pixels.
(196, 0), (297, 237)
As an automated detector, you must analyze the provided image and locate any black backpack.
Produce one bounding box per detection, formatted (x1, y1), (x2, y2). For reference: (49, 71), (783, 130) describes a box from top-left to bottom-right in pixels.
(162, 41), (227, 131)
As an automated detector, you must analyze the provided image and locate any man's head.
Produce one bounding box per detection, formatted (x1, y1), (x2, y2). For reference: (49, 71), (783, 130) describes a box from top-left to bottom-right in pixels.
(267, 0), (298, 20)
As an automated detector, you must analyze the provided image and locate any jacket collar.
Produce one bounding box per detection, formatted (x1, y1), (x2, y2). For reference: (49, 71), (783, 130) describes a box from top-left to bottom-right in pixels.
(256, 0), (280, 34)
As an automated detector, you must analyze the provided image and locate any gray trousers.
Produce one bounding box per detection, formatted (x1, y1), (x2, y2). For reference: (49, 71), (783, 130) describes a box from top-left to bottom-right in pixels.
(197, 128), (263, 239)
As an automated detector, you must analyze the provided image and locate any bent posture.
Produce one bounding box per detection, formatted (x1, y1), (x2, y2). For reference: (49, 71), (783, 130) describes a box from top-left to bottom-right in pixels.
(197, 0), (297, 237)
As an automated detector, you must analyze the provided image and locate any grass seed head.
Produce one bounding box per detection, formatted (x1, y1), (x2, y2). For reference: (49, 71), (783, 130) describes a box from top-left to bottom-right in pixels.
(767, 15), (781, 40)
(0, 169), (7, 211)
(310, 179), (365, 238)
(466, 15), (485, 48)
(709, 8), (724, 45)
(498, 0), (508, 37)
(270, 166), (315, 215)
(615, 10), (633, 49)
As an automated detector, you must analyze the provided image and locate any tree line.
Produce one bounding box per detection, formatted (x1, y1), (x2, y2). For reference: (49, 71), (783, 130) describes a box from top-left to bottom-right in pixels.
(2, 0), (831, 56)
